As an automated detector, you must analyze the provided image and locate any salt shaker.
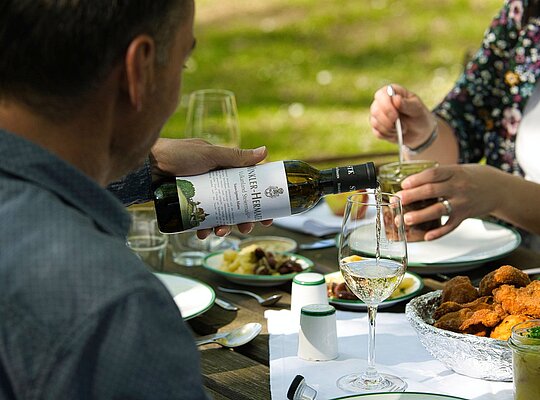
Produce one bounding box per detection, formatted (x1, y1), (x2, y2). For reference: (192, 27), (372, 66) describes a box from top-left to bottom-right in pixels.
(298, 304), (338, 361)
(291, 272), (328, 321)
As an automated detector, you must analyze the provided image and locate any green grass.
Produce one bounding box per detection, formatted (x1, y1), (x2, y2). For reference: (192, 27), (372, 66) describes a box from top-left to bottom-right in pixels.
(162, 0), (501, 162)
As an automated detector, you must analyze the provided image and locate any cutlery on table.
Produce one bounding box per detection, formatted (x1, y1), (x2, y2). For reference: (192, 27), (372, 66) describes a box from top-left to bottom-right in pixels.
(299, 237), (336, 250)
(218, 286), (282, 306)
(195, 322), (262, 348)
(387, 84), (404, 166)
(214, 297), (239, 311)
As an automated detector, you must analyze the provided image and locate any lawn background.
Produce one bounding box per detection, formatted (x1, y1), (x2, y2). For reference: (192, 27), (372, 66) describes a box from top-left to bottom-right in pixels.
(162, 0), (501, 163)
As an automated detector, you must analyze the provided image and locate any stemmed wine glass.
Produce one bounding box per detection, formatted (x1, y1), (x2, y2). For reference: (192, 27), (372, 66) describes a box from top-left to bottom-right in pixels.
(337, 190), (408, 393)
(183, 89), (241, 253)
(185, 89), (241, 148)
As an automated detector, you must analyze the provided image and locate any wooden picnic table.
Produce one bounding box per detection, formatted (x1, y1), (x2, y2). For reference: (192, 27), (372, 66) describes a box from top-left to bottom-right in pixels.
(163, 224), (540, 400)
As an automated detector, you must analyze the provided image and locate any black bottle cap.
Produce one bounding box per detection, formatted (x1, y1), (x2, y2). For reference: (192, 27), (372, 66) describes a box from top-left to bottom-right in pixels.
(287, 375), (305, 400)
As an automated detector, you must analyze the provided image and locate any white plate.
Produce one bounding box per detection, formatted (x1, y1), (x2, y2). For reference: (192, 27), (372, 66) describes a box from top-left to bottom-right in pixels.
(154, 273), (215, 319)
(325, 271), (423, 310)
(349, 218), (520, 274)
(202, 251), (314, 287)
(239, 235), (298, 253)
(331, 393), (467, 400)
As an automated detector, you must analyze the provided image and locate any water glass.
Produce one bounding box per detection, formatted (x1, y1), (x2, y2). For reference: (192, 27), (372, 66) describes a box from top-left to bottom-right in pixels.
(127, 207), (168, 272)
(170, 232), (225, 267)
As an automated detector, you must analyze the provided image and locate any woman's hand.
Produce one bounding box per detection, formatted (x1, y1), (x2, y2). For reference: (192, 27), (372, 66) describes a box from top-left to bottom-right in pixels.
(369, 84), (437, 149)
(150, 138), (273, 238)
(397, 164), (506, 240)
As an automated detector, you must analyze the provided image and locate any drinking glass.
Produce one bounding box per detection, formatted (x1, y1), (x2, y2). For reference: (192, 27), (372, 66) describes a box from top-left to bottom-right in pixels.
(127, 207), (168, 272)
(337, 190), (408, 393)
(185, 89), (240, 147)
(184, 89), (241, 256)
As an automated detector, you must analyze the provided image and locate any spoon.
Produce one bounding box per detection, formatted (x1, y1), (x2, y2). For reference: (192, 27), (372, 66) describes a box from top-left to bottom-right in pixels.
(386, 84), (404, 166)
(195, 322), (262, 347)
(218, 286), (282, 306)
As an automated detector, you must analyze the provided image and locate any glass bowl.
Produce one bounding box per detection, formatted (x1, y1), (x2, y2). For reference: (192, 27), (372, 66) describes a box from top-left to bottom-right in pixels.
(405, 291), (512, 381)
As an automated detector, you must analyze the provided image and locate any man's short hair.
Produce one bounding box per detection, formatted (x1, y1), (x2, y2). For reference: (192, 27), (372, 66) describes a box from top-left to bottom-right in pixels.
(0, 0), (189, 118)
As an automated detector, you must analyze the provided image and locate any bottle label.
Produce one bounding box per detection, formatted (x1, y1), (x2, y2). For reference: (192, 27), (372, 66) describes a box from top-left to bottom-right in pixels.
(332, 165), (373, 193)
(175, 161), (291, 230)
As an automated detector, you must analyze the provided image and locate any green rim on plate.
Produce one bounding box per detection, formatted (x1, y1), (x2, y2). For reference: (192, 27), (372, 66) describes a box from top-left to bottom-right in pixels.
(330, 392), (467, 399)
(335, 219), (521, 268)
(153, 272), (216, 320)
(202, 251), (314, 281)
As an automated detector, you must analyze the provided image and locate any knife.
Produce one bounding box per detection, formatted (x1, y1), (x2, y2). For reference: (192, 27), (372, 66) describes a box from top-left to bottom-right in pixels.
(215, 297), (239, 311)
(299, 238), (336, 250)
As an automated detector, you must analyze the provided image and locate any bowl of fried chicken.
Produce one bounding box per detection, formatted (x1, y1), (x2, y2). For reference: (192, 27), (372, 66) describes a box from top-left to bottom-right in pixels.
(406, 265), (539, 381)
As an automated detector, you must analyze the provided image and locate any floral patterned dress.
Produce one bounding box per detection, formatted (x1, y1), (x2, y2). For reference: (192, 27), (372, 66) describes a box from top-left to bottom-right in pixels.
(434, 0), (540, 177)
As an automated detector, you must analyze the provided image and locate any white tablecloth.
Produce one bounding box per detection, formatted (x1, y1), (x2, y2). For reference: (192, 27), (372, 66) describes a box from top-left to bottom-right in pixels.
(266, 310), (513, 400)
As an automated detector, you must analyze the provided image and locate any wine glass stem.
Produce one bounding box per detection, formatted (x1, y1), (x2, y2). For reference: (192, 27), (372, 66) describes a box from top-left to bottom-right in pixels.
(362, 304), (380, 383)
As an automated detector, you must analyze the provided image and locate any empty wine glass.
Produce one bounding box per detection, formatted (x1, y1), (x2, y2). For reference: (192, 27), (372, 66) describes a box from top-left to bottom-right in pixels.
(184, 89), (241, 254)
(337, 190), (408, 393)
(185, 89), (240, 148)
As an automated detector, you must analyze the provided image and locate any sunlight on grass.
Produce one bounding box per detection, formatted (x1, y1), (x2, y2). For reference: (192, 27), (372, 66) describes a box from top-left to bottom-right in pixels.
(162, 0), (501, 162)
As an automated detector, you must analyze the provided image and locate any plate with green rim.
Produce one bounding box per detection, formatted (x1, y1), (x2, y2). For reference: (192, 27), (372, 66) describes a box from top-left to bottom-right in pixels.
(202, 251), (313, 287)
(325, 271), (423, 310)
(153, 273), (215, 319)
(330, 392), (467, 400)
(345, 218), (521, 274)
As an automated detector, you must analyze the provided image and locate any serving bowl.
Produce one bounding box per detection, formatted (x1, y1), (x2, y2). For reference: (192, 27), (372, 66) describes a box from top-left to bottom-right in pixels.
(202, 251), (313, 287)
(405, 291), (512, 381)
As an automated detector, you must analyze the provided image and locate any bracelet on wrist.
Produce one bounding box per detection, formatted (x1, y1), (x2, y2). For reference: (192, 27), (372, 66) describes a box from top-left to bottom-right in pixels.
(404, 125), (438, 155)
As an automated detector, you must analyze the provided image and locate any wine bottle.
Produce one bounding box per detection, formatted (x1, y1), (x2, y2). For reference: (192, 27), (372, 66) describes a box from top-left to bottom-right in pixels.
(152, 160), (377, 233)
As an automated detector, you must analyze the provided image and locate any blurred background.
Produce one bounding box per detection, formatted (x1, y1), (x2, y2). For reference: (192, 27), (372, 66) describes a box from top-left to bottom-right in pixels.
(162, 0), (501, 164)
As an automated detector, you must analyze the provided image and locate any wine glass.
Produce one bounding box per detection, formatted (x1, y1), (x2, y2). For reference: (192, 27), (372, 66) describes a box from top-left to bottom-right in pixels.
(183, 89), (241, 254)
(337, 190), (408, 393)
(185, 89), (240, 147)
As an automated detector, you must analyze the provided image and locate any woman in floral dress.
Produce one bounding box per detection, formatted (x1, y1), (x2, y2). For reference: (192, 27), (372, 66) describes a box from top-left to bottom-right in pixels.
(370, 0), (540, 248)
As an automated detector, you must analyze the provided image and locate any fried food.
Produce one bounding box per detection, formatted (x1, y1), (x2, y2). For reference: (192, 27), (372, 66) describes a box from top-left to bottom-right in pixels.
(479, 265), (530, 296)
(431, 265), (537, 340)
(493, 281), (540, 318)
(433, 297), (504, 337)
(490, 314), (531, 341)
(433, 296), (494, 320)
(441, 276), (479, 304)
(460, 308), (504, 331)
(434, 309), (473, 332)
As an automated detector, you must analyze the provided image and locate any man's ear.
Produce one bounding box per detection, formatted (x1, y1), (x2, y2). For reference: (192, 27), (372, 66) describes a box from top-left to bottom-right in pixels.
(123, 35), (156, 112)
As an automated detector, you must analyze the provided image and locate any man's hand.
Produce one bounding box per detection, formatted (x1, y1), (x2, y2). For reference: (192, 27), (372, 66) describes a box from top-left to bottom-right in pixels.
(150, 138), (273, 238)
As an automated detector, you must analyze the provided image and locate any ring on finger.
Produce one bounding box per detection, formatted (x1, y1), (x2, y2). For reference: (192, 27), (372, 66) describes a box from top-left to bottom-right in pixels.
(439, 198), (453, 216)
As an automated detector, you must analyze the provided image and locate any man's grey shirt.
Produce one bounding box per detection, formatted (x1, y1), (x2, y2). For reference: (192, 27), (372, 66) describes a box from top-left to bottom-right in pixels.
(0, 130), (208, 399)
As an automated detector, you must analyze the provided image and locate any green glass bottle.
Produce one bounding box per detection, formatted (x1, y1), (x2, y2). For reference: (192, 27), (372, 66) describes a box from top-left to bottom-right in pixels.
(153, 160), (377, 233)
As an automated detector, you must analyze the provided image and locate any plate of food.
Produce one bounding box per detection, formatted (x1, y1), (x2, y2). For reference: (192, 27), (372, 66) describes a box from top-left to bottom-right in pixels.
(325, 270), (423, 310)
(202, 244), (314, 286)
(349, 218), (520, 274)
(406, 265), (539, 381)
(238, 235), (297, 253)
(153, 273), (215, 320)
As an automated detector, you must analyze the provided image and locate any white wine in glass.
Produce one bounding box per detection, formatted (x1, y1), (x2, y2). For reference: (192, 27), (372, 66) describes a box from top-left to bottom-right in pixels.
(337, 190), (408, 393)
(185, 89), (240, 148)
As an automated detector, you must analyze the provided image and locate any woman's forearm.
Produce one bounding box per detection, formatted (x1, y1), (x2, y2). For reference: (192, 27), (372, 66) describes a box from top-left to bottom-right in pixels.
(405, 117), (459, 165)
(491, 170), (540, 235)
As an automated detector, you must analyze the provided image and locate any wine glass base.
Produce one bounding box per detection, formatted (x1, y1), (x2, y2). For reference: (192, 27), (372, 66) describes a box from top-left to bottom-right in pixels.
(337, 372), (407, 393)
